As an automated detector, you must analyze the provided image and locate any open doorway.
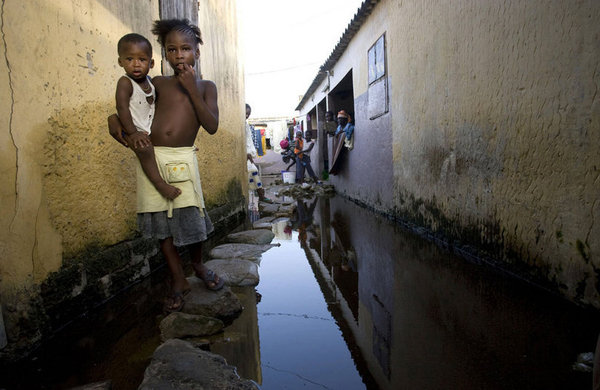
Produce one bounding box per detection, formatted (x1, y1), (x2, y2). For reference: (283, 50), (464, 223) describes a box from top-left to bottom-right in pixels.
(327, 70), (355, 175)
(328, 70), (355, 123)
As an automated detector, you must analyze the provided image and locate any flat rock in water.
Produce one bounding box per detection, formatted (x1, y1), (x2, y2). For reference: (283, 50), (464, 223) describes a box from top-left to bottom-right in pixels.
(205, 259), (259, 287)
(139, 339), (258, 390)
(160, 312), (224, 341)
(253, 221), (273, 230)
(182, 277), (243, 322)
(226, 230), (274, 245)
(208, 243), (279, 261)
(67, 381), (112, 390)
(254, 216), (275, 225)
(258, 203), (280, 215)
(252, 216), (276, 229)
(277, 204), (296, 215)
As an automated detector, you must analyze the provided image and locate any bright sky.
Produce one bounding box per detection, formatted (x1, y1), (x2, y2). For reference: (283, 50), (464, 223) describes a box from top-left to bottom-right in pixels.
(238, 0), (365, 119)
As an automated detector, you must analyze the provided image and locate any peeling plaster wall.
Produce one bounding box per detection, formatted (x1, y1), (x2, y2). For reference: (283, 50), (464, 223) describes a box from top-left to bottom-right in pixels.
(299, 0), (600, 307)
(0, 0), (246, 349)
(1, 0), (159, 292)
(196, 0), (247, 209)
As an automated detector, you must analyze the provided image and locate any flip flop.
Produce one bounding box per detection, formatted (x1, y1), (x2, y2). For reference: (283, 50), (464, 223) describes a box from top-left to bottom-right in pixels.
(197, 269), (225, 291)
(163, 289), (190, 313)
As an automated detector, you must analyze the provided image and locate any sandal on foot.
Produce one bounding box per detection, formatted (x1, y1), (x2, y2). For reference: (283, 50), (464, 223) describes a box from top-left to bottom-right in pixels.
(197, 269), (225, 291)
(163, 289), (190, 313)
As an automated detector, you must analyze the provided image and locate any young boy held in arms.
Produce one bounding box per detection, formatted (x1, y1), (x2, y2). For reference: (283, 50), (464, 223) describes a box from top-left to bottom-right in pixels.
(115, 33), (181, 200)
(109, 20), (223, 312)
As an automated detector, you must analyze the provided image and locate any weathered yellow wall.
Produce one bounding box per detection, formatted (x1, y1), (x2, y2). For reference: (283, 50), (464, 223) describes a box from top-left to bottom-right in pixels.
(1, 0), (161, 297)
(196, 0), (247, 207)
(0, 0), (246, 329)
(300, 0), (600, 307)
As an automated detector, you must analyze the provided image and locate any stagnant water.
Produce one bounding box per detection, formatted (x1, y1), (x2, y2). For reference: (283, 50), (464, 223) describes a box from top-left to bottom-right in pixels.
(1, 194), (599, 389)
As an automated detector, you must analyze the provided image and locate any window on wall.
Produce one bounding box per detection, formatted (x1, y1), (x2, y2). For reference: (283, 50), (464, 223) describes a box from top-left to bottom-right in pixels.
(368, 34), (386, 84)
(367, 33), (388, 119)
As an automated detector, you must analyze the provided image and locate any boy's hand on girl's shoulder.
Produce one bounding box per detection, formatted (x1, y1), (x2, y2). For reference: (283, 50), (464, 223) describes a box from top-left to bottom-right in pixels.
(125, 131), (151, 150)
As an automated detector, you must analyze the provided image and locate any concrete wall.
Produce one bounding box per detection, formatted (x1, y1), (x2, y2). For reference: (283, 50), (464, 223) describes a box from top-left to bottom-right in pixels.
(299, 0), (600, 308)
(0, 0), (246, 354)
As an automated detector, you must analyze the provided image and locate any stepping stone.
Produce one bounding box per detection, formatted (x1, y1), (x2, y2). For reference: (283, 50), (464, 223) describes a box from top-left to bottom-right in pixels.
(67, 381), (112, 390)
(258, 203), (280, 216)
(182, 277), (243, 322)
(277, 204), (296, 215)
(205, 259), (259, 287)
(252, 216), (276, 229)
(226, 229), (274, 245)
(160, 312), (224, 341)
(139, 339), (258, 390)
(208, 243), (279, 261)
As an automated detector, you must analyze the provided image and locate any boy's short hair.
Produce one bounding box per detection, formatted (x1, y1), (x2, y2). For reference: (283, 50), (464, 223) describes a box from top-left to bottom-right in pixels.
(152, 19), (203, 48)
(117, 33), (152, 56)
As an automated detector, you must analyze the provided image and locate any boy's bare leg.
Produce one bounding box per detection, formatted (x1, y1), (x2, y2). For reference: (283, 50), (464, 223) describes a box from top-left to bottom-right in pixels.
(131, 143), (182, 200)
(160, 237), (190, 310)
(188, 242), (222, 290)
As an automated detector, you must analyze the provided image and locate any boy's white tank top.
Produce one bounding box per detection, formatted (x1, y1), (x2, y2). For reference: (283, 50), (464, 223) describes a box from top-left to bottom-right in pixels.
(124, 75), (155, 134)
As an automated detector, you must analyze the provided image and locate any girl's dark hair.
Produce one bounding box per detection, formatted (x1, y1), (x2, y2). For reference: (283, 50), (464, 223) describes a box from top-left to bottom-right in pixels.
(151, 19), (203, 48)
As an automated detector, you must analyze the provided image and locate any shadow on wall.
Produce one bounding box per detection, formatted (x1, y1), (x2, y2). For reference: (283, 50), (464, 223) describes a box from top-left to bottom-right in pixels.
(96, 0), (159, 35)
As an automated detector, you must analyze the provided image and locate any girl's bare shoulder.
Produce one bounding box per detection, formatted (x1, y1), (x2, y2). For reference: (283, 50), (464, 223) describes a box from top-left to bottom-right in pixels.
(196, 79), (217, 94)
(151, 75), (169, 86)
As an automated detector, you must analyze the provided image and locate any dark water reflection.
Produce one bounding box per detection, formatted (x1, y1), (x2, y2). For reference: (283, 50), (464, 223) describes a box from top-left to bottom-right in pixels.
(2, 194), (599, 389)
(222, 194), (600, 389)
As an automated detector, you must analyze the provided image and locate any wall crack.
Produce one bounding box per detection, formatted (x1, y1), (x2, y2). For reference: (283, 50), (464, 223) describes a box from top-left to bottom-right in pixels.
(1, 0), (19, 230)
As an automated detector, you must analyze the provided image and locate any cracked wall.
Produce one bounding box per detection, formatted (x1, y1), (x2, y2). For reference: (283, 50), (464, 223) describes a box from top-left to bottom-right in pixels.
(0, 0), (246, 349)
(0, 0), (162, 297)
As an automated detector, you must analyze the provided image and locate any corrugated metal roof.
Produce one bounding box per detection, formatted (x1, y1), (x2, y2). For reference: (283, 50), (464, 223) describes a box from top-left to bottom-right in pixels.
(295, 0), (381, 111)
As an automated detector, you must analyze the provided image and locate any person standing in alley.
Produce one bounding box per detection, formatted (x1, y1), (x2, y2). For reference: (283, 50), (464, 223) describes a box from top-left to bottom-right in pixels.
(322, 110), (337, 172)
(246, 103), (271, 202)
(323, 110), (337, 135)
(294, 129), (320, 183)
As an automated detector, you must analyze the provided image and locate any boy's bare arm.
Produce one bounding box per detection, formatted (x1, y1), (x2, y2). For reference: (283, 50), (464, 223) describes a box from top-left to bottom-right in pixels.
(176, 64), (219, 134)
(303, 142), (315, 153)
(115, 77), (138, 135)
(115, 77), (151, 149)
(107, 114), (151, 150)
(108, 114), (128, 147)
